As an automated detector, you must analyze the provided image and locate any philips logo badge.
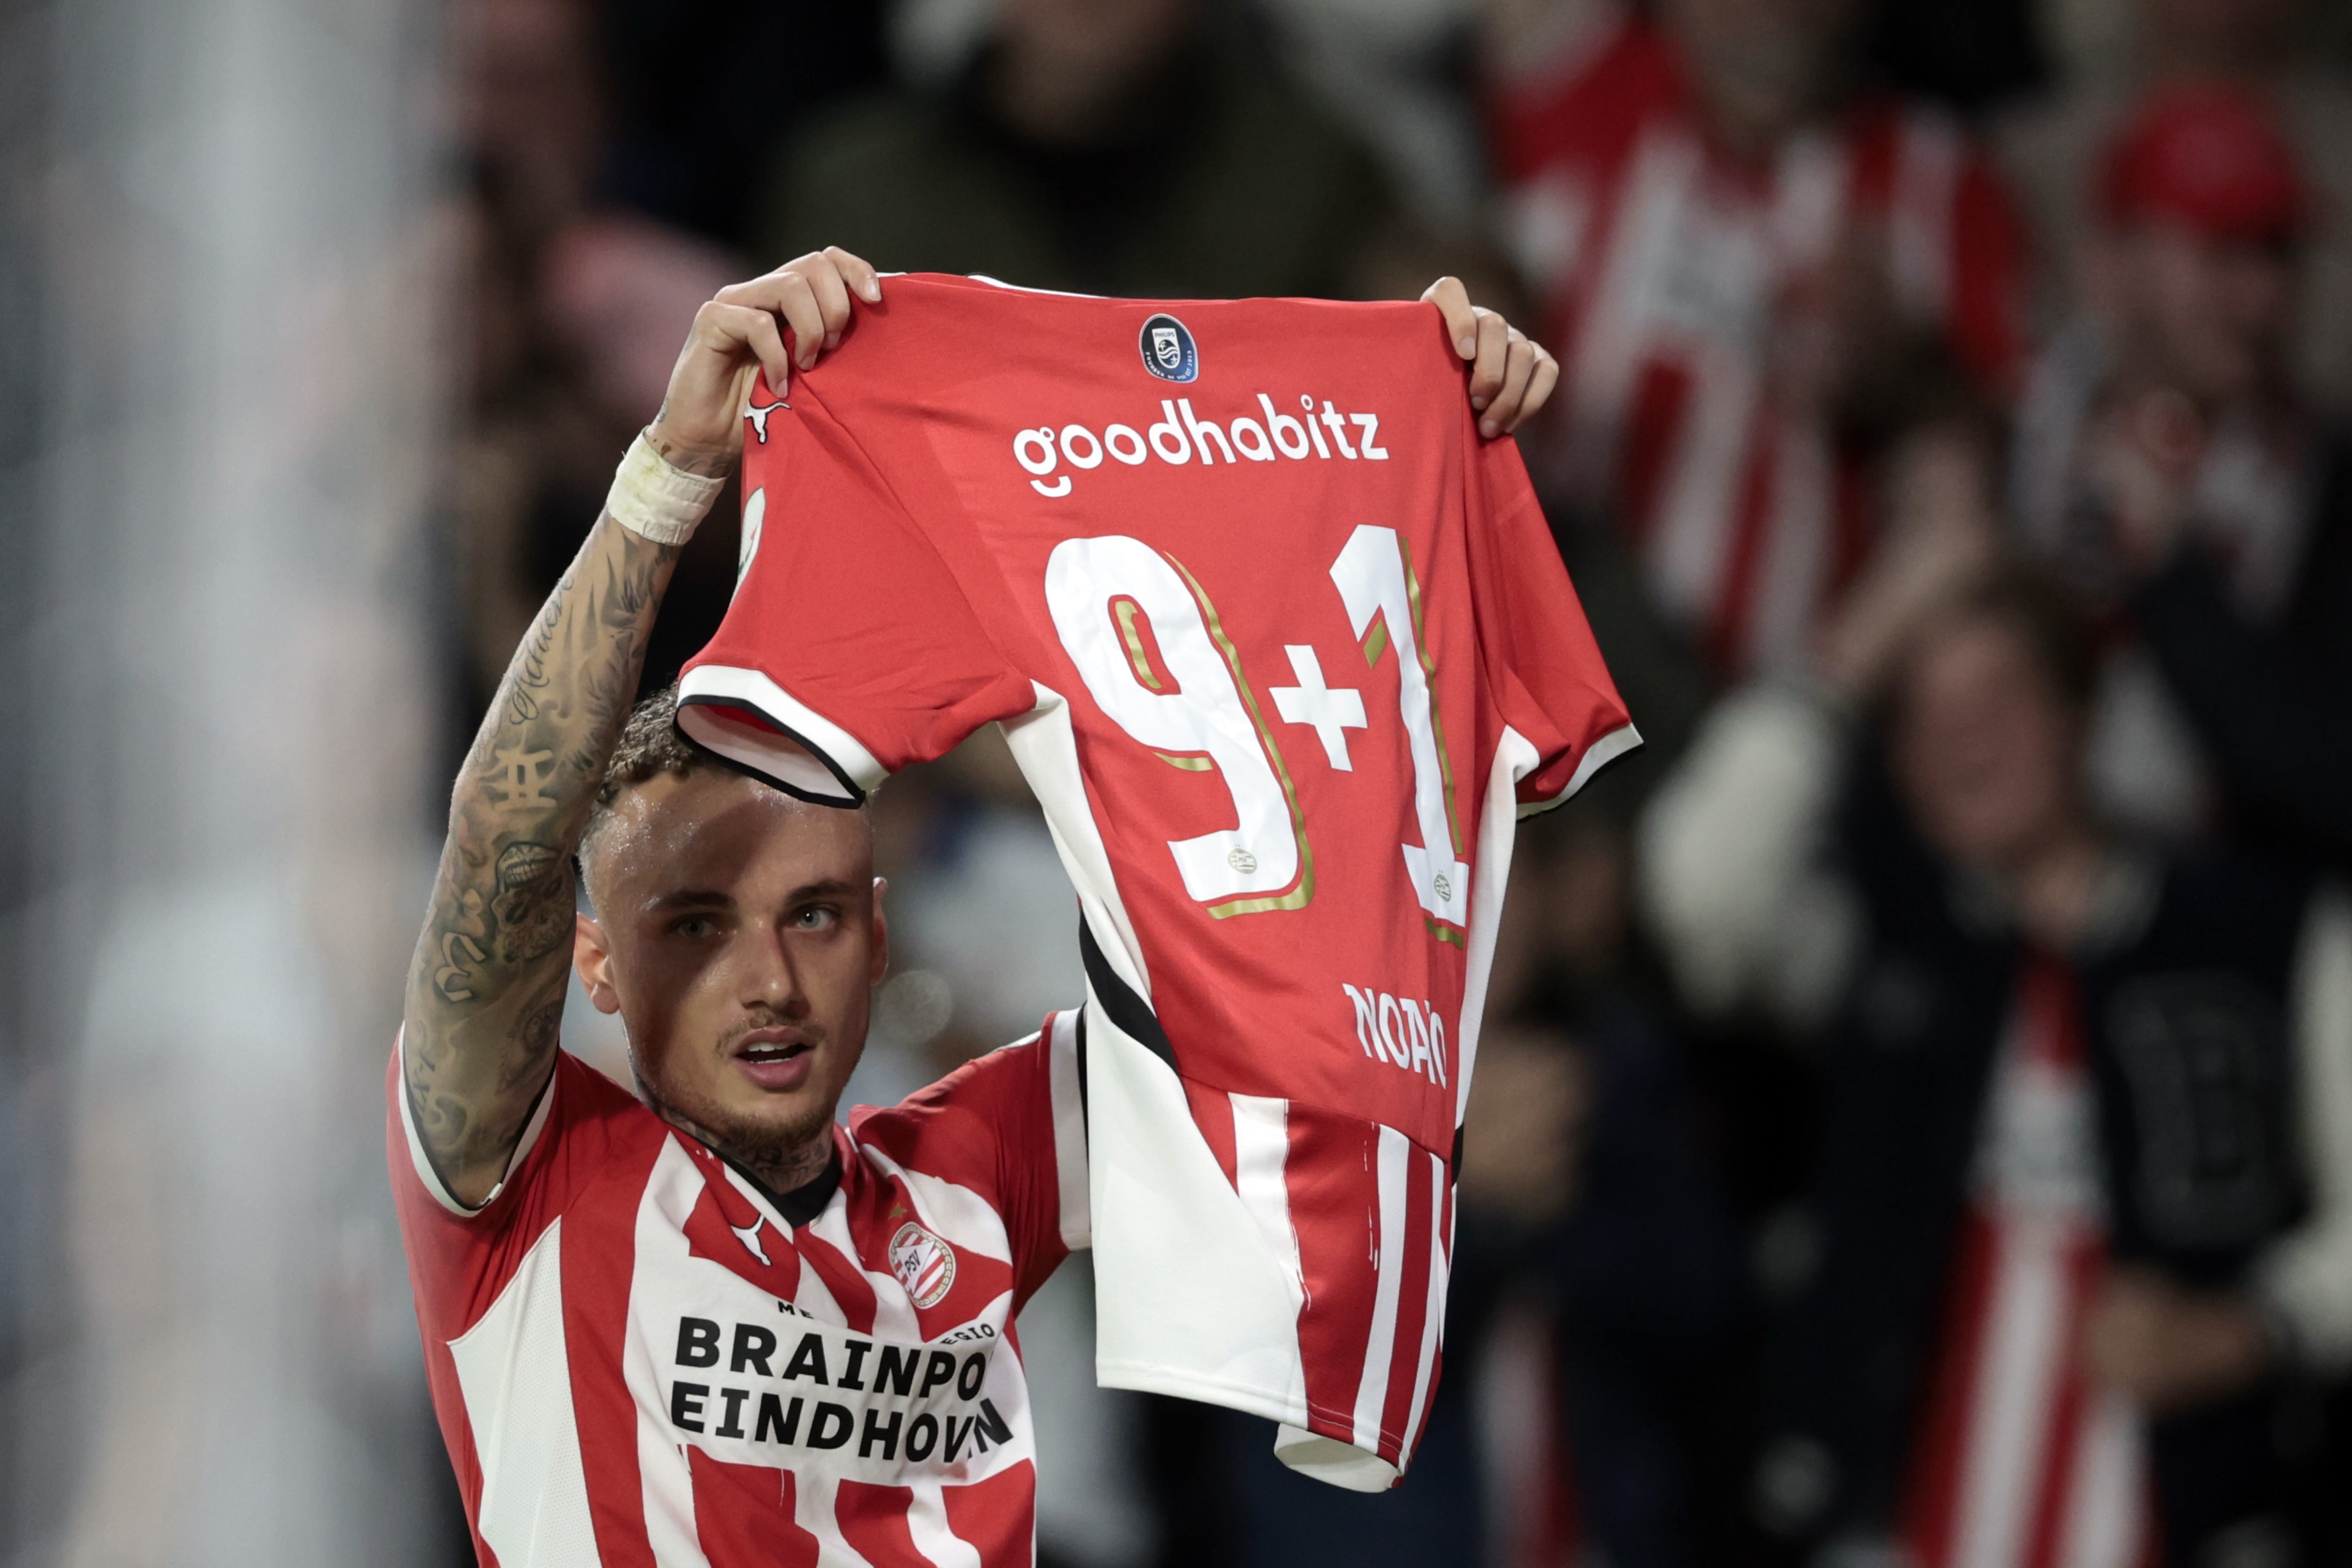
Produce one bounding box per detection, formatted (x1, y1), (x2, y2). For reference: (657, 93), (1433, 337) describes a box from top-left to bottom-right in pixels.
(1138, 314), (1198, 382)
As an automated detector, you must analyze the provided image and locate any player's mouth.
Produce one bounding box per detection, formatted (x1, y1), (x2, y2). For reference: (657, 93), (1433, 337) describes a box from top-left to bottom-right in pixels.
(731, 1026), (820, 1093)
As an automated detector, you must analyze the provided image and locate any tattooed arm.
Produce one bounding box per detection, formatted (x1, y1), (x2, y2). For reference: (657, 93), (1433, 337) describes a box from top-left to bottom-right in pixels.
(402, 247), (884, 1206)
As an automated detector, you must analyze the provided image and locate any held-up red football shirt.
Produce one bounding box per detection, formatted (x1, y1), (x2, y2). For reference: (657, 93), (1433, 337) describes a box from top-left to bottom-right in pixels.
(679, 274), (1637, 1490)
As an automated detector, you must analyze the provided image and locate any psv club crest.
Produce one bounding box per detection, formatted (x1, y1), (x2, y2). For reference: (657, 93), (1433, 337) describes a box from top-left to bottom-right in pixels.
(889, 1221), (957, 1309)
(1138, 313), (1198, 382)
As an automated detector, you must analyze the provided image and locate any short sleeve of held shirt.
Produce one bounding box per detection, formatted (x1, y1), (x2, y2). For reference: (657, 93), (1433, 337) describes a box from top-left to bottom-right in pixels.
(677, 375), (1038, 804)
(848, 1014), (1089, 1313)
(1468, 437), (1640, 813)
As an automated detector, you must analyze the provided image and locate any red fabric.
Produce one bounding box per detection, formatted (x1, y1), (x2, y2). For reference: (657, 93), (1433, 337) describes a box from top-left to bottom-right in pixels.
(1182, 1076), (1240, 1187)
(1285, 1108), (1387, 1435)
(688, 1450), (820, 1568)
(1375, 1146), (1442, 1448)
(1487, 12), (2029, 673)
(389, 1025), (1075, 1568)
(834, 1482), (929, 1567)
(2100, 83), (2308, 241)
(1704, 414), (1779, 672)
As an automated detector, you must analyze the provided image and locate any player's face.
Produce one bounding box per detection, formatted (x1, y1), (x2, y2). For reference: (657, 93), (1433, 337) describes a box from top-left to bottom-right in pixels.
(576, 770), (885, 1172)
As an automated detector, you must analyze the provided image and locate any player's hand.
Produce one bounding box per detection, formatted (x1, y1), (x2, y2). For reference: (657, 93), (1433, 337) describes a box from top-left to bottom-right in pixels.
(1422, 276), (1560, 439)
(646, 247), (883, 473)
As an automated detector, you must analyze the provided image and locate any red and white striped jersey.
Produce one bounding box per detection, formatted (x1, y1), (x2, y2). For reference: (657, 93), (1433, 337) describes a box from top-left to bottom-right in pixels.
(677, 275), (1635, 1489)
(388, 1013), (1089, 1568)
(1902, 958), (2149, 1568)
(1489, 11), (2028, 674)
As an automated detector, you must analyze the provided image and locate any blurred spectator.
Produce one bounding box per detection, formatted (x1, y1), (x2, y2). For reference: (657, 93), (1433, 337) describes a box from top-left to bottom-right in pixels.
(465, 0), (607, 246)
(1997, 0), (2352, 416)
(1641, 555), (2352, 1561)
(2010, 85), (2352, 868)
(596, 0), (887, 250)
(1852, 0), (2046, 116)
(757, 0), (1406, 299)
(1484, 811), (1750, 1568)
(1486, 0), (2029, 677)
(1252, 0), (1489, 232)
(453, 0), (746, 719)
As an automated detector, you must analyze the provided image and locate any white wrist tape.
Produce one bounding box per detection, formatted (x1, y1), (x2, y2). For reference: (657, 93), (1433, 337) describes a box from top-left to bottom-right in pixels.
(605, 430), (727, 545)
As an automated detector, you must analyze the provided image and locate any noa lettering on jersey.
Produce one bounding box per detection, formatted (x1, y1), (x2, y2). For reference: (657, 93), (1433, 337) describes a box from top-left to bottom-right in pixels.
(1011, 393), (1391, 497)
(668, 1313), (1011, 1477)
(1341, 984), (1448, 1087)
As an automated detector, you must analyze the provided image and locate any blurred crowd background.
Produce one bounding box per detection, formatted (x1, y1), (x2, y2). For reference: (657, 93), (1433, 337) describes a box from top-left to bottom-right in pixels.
(5, 0), (2352, 1563)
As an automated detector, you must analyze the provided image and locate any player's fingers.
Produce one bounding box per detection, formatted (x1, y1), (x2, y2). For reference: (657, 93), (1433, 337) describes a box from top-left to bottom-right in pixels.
(1421, 275), (1478, 360)
(714, 266), (829, 369)
(1467, 308), (1510, 408)
(825, 246), (884, 305)
(793, 254), (855, 349)
(712, 267), (793, 310)
(1515, 344), (1561, 430)
(699, 301), (792, 399)
(769, 270), (827, 370)
(1477, 329), (1534, 432)
(1483, 330), (1539, 437)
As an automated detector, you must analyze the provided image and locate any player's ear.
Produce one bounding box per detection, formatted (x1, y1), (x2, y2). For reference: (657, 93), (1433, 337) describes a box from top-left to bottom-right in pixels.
(868, 876), (890, 987)
(575, 914), (621, 1015)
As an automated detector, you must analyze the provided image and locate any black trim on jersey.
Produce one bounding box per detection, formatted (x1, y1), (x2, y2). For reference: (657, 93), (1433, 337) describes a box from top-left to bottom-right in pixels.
(1074, 1009), (1091, 1119)
(674, 693), (869, 808)
(718, 1146), (844, 1229)
(1451, 1125), (1464, 1180)
(1079, 918), (1176, 1071)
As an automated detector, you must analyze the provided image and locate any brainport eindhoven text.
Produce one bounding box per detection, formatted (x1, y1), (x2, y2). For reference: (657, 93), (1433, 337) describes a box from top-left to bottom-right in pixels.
(667, 1314), (1014, 1470)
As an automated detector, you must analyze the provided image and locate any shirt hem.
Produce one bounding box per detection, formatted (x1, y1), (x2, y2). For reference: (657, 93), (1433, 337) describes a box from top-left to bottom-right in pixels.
(676, 664), (885, 804)
(1520, 720), (1643, 818)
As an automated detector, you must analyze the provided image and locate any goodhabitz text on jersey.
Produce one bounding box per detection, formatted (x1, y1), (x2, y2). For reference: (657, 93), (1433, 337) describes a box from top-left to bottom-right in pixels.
(1011, 394), (1391, 497)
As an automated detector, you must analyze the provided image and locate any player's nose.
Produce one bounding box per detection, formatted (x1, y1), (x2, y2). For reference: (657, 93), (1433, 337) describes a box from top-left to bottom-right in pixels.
(739, 919), (810, 1012)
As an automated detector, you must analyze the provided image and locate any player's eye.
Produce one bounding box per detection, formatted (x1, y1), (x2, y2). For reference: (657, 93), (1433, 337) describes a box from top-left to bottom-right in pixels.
(670, 915), (716, 940)
(791, 906), (838, 932)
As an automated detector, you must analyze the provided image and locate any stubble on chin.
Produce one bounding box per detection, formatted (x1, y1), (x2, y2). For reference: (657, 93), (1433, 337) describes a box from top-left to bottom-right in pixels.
(637, 1069), (837, 1190)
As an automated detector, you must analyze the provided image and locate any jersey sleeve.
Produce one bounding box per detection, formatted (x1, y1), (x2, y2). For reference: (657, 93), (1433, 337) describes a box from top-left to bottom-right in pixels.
(677, 378), (1038, 805)
(1470, 435), (1640, 813)
(848, 1011), (1089, 1310)
(386, 1043), (651, 1340)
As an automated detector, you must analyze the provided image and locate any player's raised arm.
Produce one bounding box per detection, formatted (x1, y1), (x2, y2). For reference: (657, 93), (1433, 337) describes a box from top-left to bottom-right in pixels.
(402, 247), (882, 1208)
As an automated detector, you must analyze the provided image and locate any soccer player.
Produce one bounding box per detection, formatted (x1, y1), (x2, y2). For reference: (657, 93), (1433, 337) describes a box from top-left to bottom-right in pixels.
(392, 247), (1558, 1565)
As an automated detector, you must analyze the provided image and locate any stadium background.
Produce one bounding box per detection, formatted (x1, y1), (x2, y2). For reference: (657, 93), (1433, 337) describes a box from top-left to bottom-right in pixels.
(2, 0), (2350, 1562)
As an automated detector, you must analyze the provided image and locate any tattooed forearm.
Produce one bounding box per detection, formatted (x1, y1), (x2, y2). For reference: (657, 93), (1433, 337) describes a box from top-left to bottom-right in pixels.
(492, 843), (571, 963)
(504, 992), (567, 1090)
(404, 515), (681, 1201)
